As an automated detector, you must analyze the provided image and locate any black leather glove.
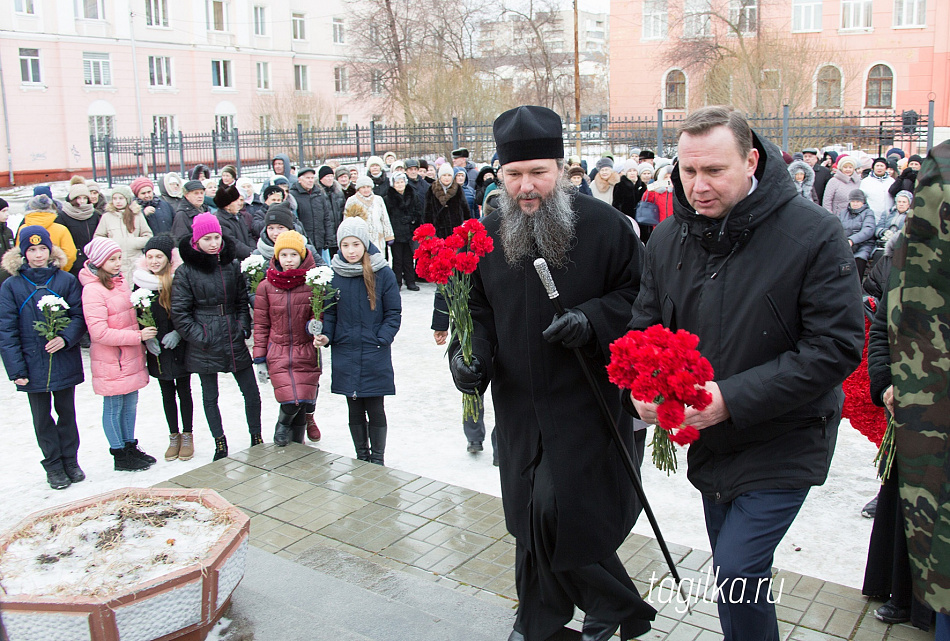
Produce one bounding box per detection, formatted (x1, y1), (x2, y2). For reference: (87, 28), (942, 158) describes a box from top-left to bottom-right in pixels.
(542, 309), (593, 349)
(901, 168), (918, 182)
(449, 351), (485, 395)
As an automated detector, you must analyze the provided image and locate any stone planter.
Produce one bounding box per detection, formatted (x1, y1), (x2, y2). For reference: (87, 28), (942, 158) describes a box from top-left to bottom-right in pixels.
(0, 488), (249, 641)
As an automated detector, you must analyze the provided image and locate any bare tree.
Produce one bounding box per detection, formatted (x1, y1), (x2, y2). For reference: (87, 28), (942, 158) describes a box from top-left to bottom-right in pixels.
(252, 85), (333, 131)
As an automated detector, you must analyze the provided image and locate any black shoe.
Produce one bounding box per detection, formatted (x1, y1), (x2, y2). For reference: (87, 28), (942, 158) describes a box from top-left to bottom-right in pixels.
(467, 441), (483, 453)
(874, 600), (910, 624)
(213, 435), (229, 461)
(125, 440), (157, 464)
(493, 451), (499, 467)
(47, 468), (71, 490)
(63, 462), (85, 483)
(250, 432), (264, 447)
(406, 284), (420, 291)
(111, 447), (152, 471)
(581, 615), (620, 641)
(862, 496), (878, 519)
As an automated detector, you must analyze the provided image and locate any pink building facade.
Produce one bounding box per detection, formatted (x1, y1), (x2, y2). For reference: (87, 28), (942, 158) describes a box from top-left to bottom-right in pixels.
(609, 0), (950, 143)
(0, 0), (379, 186)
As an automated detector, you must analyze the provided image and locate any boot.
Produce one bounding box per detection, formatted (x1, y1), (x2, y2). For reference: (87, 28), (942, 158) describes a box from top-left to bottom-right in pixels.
(348, 422), (371, 461)
(581, 615), (620, 641)
(126, 440), (157, 464)
(306, 414), (321, 441)
(47, 468), (71, 490)
(164, 433), (182, 461)
(368, 423), (387, 465)
(178, 432), (195, 461)
(250, 432), (264, 447)
(291, 412), (306, 444)
(274, 408), (295, 447)
(213, 435), (228, 461)
(111, 447), (152, 471)
(63, 461), (85, 483)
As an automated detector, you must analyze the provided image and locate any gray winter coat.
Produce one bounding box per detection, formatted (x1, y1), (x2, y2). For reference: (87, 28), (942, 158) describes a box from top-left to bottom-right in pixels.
(836, 203), (877, 261)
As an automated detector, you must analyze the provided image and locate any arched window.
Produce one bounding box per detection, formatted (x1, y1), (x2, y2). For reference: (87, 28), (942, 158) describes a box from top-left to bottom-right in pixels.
(816, 65), (841, 109)
(866, 64), (893, 108)
(665, 70), (686, 109)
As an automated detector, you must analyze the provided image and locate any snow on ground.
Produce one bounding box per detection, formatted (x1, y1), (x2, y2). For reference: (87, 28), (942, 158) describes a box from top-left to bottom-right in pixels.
(0, 282), (881, 589)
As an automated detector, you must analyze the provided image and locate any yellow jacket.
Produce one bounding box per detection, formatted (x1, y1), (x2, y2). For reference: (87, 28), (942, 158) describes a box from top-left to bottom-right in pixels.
(16, 211), (77, 272)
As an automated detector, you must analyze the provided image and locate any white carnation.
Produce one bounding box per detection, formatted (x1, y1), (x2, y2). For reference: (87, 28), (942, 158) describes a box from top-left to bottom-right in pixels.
(241, 255), (266, 273)
(306, 266), (334, 286)
(37, 295), (69, 311)
(130, 288), (155, 309)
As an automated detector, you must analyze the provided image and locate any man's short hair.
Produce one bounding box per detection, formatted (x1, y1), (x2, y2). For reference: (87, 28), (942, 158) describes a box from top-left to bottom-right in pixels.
(678, 106), (753, 159)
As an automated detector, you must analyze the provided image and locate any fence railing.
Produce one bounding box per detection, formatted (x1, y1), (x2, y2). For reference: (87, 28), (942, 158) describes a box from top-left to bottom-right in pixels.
(90, 103), (935, 186)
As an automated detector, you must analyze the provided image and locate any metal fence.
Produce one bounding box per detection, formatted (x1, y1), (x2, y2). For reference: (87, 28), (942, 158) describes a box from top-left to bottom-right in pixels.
(90, 103), (935, 186)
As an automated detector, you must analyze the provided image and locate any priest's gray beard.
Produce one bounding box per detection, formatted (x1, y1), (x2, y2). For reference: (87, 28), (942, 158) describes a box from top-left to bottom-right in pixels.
(497, 179), (576, 268)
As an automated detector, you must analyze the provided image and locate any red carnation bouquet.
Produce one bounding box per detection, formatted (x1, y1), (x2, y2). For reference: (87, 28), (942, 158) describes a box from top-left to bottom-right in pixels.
(414, 219), (494, 421)
(607, 324), (714, 474)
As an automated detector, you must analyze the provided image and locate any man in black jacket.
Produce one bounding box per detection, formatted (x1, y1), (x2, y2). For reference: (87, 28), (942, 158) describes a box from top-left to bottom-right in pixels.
(450, 106), (655, 641)
(213, 184), (255, 260)
(289, 167), (335, 254)
(629, 107), (864, 640)
(803, 147), (831, 204)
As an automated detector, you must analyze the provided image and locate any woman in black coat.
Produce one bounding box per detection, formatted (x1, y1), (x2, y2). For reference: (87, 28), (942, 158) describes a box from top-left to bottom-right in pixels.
(56, 183), (102, 279)
(383, 174), (422, 290)
(170, 215), (261, 460)
(424, 165), (472, 239)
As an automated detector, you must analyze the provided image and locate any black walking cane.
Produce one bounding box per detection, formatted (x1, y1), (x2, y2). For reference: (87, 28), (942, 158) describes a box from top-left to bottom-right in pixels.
(533, 258), (691, 610)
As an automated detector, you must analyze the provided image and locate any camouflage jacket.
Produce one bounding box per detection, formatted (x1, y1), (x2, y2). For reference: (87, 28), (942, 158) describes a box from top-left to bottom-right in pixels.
(887, 139), (950, 615)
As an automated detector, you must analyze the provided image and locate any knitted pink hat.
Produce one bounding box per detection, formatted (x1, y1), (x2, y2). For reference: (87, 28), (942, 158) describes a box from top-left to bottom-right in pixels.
(84, 237), (121, 267)
(191, 213), (222, 245)
(129, 176), (155, 197)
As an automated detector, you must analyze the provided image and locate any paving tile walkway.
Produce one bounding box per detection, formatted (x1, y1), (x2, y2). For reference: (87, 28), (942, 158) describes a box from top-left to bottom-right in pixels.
(156, 444), (934, 640)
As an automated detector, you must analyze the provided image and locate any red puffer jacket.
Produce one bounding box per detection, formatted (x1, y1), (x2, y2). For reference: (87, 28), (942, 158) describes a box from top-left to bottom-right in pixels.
(252, 251), (321, 404)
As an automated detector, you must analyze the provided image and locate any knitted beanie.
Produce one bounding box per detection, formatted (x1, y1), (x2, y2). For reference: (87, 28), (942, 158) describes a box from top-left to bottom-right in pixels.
(595, 157), (614, 171)
(0, 197), (8, 210)
(355, 175), (374, 190)
(438, 163), (455, 178)
(334, 167), (349, 179)
(111, 185), (135, 204)
(391, 171), (407, 185)
(848, 189), (867, 204)
(221, 165), (238, 179)
(263, 202), (296, 231)
(273, 230), (307, 258)
(895, 190), (914, 204)
(191, 213), (222, 244)
(318, 165), (334, 180)
(19, 225), (53, 257)
(637, 162), (654, 176)
(84, 237), (122, 267)
(33, 185), (53, 198)
(86, 180), (102, 193)
(366, 155), (384, 169)
(67, 182), (91, 202)
(262, 184), (285, 202)
(337, 215), (371, 250)
(908, 154), (923, 164)
(130, 176), (155, 197)
(25, 194), (55, 212)
(144, 233), (175, 261)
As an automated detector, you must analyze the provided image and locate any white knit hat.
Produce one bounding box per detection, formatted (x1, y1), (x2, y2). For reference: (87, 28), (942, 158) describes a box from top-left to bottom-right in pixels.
(438, 163), (455, 178)
(337, 214), (371, 249)
(355, 175), (374, 190)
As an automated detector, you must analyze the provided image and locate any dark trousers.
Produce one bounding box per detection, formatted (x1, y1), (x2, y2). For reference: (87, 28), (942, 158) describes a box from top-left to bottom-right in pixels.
(462, 402), (497, 455)
(158, 376), (194, 434)
(278, 401), (315, 444)
(703, 488), (809, 641)
(391, 241), (416, 287)
(514, 447), (655, 641)
(27, 388), (80, 472)
(198, 367), (261, 439)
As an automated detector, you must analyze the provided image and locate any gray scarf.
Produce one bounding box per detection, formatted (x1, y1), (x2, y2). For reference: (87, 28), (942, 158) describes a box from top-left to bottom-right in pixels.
(256, 235), (275, 260)
(331, 251), (388, 277)
(62, 201), (95, 221)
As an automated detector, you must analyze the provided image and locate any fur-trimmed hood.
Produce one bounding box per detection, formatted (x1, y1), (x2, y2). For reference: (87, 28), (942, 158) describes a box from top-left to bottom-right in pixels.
(788, 160), (816, 196)
(177, 234), (239, 273)
(2, 245), (69, 275)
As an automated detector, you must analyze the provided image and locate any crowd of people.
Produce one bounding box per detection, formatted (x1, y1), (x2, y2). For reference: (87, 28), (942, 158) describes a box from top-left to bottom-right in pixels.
(0, 109), (947, 640)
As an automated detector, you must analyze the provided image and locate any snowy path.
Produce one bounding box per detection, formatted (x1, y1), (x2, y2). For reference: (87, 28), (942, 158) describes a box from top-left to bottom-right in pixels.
(0, 282), (880, 589)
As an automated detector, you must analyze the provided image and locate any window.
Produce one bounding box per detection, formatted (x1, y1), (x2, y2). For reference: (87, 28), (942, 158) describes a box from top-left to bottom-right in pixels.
(148, 56), (172, 87)
(211, 60), (233, 87)
(256, 61), (270, 89)
(259, 115), (272, 131)
(15, 0), (36, 14)
(334, 66), (348, 93)
(370, 70), (384, 95)
(253, 6), (266, 35)
(816, 65), (842, 108)
(841, 0), (872, 28)
(83, 52), (112, 86)
(730, 0), (757, 33)
(19, 48), (41, 84)
(792, 0), (822, 31)
(894, 0), (925, 26)
(294, 64), (309, 91)
(207, 0), (228, 31)
(293, 13), (306, 40)
(145, 0), (168, 26)
(88, 115), (114, 138)
(683, 0), (711, 38)
(77, 0), (105, 19)
(216, 114), (234, 138)
(153, 115), (176, 138)
(665, 70), (686, 108)
(642, 0), (668, 39)
(333, 17), (345, 44)
(297, 114), (311, 129)
(866, 64), (893, 108)
(335, 114), (348, 139)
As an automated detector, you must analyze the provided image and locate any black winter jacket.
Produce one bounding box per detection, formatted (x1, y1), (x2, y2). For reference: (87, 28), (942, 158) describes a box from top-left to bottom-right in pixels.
(319, 183), (346, 247)
(423, 181), (471, 239)
(888, 168), (917, 197)
(629, 131), (865, 503)
(171, 199), (208, 242)
(383, 186), (422, 243)
(289, 184), (336, 250)
(170, 236), (253, 374)
(215, 210), (255, 260)
(612, 175), (647, 220)
(368, 171), (388, 197)
(867, 288), (891, 407)
(55, 210), (101, 278)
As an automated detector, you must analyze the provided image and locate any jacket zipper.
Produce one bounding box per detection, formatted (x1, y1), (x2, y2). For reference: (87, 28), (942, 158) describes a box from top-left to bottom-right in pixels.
(765, 294), (798, 352)
(286, 289), (298, 401)
(219, 259), (238, 371)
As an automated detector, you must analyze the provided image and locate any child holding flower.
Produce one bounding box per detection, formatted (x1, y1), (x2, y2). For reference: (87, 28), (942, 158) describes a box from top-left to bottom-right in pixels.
(79, 237), (156, 472)
(252, 231), (323, 446)
(313, 216), (401, 464)
(132, 234), (194, 462)
(0, 226), (86, 489)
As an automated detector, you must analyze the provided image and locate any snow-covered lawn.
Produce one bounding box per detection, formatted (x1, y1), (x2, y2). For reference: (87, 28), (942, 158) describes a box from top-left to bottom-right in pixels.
(0, 282), (880, 589)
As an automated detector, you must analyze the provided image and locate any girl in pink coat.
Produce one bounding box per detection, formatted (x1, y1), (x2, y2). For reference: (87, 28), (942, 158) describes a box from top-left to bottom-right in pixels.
(79, 237), (156, 472)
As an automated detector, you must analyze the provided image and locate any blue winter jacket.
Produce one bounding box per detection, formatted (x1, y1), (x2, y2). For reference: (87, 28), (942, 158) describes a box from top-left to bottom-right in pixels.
(323, 249), (401, 397)
(0, 247), (86, 393)
(138, 197), (176, 236)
